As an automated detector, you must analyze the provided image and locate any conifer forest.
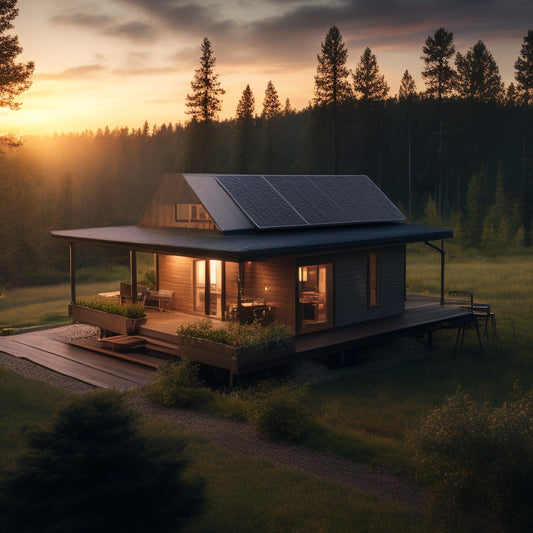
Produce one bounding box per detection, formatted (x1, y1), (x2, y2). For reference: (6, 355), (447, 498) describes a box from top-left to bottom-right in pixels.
(1, 27), (532, 287)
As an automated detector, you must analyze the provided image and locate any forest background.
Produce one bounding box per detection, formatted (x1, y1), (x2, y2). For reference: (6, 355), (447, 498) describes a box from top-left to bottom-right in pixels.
(1, 26), (532, 289)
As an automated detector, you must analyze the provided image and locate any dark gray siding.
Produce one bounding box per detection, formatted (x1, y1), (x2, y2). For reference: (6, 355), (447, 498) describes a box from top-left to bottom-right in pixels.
(334, 245), (405, 327)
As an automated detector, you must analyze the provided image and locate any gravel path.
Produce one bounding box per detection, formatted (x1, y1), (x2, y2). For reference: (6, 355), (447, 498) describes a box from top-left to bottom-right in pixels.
(1, 325), (428, 508)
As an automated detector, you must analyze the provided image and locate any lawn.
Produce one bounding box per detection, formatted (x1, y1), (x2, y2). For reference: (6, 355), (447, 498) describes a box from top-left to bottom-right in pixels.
(0, 367), (423, 532)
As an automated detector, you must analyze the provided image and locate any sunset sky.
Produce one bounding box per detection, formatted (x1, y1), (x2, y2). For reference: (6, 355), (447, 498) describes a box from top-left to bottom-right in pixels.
(1, 0), (530, 136)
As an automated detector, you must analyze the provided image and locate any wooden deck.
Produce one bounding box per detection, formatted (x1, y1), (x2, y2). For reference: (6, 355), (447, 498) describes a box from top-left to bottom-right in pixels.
(0, 329), (157, 390)
(0, 296), (476, 388)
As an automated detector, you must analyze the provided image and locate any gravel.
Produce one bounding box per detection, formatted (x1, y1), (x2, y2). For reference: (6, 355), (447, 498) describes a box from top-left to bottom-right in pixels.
(1, 324), (428, 508)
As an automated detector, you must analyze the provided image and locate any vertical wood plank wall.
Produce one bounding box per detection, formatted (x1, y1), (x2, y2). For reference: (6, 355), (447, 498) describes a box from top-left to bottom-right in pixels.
(244, 257), (296, 333)
(158, 254), (195, 314)
(335, 245), (406, 327)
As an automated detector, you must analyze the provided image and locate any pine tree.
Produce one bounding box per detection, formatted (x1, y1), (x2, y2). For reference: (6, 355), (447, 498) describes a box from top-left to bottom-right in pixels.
(0, 0), (34, 142)
(261, 80), (282, 119)
(312, 26), (352, 174)
(185, 37), (225, 123)
(398, 70), (417, 101)
(352, 47), (389, 101)
(464, 166), (490, 247)
(514, 29), (533, 105)
(455, 40), (504, 102)
(233, 85), (256, 172)
(313, 26), (352, 106)
(421, 27), (456, 101)
(236, 84), (254, 120)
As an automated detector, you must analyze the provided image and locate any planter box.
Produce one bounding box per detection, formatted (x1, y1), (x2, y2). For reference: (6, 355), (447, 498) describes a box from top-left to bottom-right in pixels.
(176, 334), (295, 374)
(69, 304), (147, 335)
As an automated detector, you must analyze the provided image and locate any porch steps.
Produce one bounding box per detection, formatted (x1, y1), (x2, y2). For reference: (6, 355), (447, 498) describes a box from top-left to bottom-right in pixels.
(135, 335), (181, 357)
(69, 337), (165, 369)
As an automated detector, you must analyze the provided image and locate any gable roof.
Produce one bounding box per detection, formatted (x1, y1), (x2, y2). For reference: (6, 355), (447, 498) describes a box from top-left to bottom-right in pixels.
(51, 173), (453, 259)
(140, 174), (405, 235)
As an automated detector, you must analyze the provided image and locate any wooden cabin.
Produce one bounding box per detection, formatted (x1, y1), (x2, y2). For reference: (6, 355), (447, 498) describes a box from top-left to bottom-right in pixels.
(52, 174), (453, 339)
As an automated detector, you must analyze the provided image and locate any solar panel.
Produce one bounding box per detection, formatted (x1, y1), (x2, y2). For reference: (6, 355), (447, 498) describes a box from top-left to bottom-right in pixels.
(216, 175), (405, 230)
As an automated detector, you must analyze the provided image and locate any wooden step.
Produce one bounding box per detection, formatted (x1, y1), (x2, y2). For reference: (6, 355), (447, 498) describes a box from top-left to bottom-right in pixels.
(70, 338), (164, 369)
(135, 335), (181, 357)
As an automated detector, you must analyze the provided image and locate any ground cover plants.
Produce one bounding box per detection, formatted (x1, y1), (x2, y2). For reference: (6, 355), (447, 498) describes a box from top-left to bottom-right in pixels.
(76, 297), (145, 319)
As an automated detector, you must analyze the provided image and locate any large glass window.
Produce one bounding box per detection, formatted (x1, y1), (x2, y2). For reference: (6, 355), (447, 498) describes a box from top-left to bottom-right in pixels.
(298, 263), (333, 332)
(194, 260), (222, 317)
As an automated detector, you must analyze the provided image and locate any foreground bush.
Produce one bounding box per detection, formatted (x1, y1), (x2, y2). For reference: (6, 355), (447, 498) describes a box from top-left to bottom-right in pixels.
(0, 389), (203, 533)
(147, 360), (214, 408)
(409, 385), (533, 532)
(246, 381), (311, 442)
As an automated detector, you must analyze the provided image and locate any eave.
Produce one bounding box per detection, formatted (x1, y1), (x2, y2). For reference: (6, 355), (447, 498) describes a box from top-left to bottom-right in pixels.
(51, 223), (453, 262)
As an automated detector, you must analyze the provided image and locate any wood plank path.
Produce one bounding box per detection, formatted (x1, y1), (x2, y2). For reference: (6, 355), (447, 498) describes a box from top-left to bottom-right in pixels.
(0, 329), (155, 391)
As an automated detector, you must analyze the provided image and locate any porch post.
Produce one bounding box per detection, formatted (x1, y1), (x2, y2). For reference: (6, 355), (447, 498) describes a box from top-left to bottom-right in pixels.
(424, 240), (446, 306)
(69, 242), (76, 304)
(440, 240), (445, 306)
(130, 250), (138, 303)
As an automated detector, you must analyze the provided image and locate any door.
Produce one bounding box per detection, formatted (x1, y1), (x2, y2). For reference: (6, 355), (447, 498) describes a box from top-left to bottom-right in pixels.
(297, 263), (333, 333)
(194, 260), (223, 318)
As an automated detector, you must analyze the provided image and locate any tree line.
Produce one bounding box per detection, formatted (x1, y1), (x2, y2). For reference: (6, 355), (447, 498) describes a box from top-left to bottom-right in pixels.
(1, 25), (532, 287)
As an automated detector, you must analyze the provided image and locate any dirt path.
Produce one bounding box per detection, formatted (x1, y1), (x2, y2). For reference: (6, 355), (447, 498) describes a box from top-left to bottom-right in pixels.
(129, 393), (426, 508)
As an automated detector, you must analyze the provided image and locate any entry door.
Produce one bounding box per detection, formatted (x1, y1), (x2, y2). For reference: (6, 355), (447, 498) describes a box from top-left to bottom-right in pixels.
(194, 260), (222, 317)
(297, 263), (333, 333)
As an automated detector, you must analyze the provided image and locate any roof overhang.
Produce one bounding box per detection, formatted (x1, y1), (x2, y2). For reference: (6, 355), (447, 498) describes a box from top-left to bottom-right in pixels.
(51, 223), (453, 262)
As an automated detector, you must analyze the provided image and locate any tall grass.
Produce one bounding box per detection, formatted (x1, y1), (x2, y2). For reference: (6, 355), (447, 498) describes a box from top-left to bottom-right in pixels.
(0, 265), (129, 330)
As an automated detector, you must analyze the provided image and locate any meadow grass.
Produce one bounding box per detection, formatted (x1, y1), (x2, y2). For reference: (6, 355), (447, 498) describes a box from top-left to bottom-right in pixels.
(0, 265), (129, 330)
(305, 245), (533, 477)
(0, 367), (423, 532)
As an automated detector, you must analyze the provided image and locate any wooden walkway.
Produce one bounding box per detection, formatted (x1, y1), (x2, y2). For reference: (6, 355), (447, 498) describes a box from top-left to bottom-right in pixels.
(0, 329), (156, 391)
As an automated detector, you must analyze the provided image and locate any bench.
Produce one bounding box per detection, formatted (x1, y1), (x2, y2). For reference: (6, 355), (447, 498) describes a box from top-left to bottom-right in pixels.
(143, 290), (174, 311)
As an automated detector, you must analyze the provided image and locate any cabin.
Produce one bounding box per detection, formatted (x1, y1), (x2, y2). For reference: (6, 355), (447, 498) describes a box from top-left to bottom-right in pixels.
(52, 174), (473, 381)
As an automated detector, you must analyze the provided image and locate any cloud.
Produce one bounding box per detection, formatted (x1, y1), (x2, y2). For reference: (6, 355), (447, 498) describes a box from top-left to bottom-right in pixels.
(36, 64), (107, 81)
(50, 4), (158, 43)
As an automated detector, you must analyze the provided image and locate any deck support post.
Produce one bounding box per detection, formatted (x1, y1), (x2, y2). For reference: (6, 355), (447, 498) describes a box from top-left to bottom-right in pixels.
(425, 240), (446, 306)
(69, 242), (76, 304)
(130, 250), (138, 304)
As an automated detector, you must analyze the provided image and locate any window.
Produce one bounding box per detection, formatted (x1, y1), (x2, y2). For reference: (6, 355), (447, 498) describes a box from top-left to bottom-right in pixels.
(175, 203), (214, 229)
(368, 252), (379, 307)
(298, 263), (333, 332)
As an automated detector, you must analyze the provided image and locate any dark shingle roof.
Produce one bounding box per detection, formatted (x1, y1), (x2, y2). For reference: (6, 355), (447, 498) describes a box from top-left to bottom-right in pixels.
(52, 223), (453, 261)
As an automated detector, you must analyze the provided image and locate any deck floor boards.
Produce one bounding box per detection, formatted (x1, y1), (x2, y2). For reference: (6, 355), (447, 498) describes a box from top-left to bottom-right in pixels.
(0, 330), (154, 390)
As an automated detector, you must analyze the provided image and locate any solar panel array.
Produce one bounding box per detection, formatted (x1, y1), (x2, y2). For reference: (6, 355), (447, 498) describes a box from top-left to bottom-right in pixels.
(216, 175), (405, 230)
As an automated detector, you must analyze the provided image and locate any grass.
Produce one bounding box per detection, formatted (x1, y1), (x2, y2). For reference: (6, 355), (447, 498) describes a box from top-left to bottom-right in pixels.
(0, 367), (424, 531)
(302, 245), (533, 477)
(0, 265), (130, 330)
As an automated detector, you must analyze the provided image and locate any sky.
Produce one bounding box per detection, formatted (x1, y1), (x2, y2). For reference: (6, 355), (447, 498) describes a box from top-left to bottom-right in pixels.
(1, 0), (531, 136)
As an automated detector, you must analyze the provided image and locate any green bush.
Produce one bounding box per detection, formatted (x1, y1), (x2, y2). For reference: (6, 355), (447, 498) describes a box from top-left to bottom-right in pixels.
(147, 360), (214, 408)
(246, 381), (311, 442)
(0, 389), (203, 532)
(409, 385), (533, 532)
(177, 319), (293, 350)
(76, 297), (145, 318)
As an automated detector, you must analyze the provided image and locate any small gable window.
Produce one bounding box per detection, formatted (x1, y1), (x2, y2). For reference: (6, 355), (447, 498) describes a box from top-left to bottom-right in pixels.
(175, 203), (215, 229)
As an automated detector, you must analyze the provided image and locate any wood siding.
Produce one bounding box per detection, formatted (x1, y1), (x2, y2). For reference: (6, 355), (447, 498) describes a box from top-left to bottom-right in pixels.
(334, 246), (405, 327)
(139, 174), (219, 231)
(158, 254), (196, 314)
(244, 257), (296, 333)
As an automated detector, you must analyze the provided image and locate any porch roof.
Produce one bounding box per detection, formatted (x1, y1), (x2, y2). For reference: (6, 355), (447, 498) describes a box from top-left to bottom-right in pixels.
(52, 223), (453, 261)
